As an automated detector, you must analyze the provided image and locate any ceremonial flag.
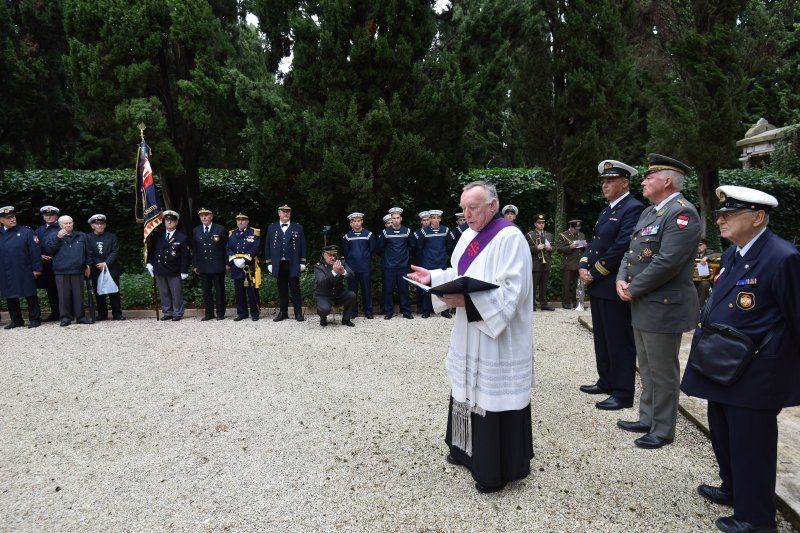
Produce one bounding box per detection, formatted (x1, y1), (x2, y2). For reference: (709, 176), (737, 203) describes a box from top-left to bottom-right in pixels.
(135, 138), (162, 246)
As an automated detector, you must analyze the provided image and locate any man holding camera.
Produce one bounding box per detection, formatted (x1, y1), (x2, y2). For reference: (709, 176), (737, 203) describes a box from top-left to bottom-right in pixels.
(313, 245), (356, 327)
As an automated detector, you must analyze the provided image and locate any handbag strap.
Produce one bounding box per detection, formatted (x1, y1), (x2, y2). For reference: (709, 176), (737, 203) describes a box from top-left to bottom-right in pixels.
(699, 291), (781, 353)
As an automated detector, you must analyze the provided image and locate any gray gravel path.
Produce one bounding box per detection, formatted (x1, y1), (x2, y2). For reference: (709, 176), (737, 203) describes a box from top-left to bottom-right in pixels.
(0, 310), (795, 532)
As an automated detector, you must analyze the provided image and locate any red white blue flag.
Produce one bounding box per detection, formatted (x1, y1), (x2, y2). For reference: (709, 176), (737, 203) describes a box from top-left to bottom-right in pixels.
(134, 138), (162, 258)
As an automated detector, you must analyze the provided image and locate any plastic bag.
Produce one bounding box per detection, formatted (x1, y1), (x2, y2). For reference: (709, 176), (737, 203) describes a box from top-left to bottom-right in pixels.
(97, 265), (119, 295)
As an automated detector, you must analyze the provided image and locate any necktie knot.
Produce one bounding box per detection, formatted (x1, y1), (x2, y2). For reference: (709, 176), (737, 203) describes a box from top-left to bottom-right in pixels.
(205, 226), (209, 233)
(281, 223), (288, 228)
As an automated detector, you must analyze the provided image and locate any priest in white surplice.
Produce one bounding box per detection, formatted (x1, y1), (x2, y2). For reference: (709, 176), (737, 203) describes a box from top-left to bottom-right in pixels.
(409, 181), (535, 493)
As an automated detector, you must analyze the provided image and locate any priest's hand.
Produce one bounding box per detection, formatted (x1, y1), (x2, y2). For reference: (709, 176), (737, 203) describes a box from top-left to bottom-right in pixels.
(407, 265), (431, 286)
(438, 293), (466, 307)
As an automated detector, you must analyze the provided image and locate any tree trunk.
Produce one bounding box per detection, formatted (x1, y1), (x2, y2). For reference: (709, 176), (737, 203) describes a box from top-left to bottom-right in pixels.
(696, 166), (720, 238)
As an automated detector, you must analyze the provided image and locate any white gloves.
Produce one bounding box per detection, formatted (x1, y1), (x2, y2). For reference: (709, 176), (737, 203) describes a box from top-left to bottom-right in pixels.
(146, 264), (154, 277)
(180, 273), (188, 280)
(233, 258), (246, 268)
(267, 265), (273, 274)
(300, 264), (306, 272)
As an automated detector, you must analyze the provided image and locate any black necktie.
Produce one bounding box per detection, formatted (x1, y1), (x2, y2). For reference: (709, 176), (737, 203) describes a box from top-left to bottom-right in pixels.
(167, 232), (172, 240)
(205, 226), (209, 234)
(281, 223), (288, 228)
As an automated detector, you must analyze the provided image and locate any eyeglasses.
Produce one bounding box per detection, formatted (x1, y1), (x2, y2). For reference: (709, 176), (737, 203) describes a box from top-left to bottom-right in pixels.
(714, 209), (753, 222)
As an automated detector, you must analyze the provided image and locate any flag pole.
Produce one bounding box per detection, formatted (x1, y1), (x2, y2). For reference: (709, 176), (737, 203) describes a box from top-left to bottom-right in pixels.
(136, 123), (162, 320)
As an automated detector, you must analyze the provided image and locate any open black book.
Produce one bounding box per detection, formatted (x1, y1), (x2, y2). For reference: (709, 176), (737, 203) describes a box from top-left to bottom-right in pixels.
(404, 275), (499, 296)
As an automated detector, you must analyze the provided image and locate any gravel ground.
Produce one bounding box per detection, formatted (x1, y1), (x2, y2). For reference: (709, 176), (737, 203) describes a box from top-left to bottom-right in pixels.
(0, 309), (796, 532)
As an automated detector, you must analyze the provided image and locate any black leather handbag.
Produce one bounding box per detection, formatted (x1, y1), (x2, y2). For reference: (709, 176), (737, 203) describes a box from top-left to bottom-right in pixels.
(688, 297), (779, 386)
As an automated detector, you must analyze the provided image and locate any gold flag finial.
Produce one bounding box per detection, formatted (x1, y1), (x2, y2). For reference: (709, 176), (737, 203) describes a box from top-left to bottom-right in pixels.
(138, 123), (146, 142)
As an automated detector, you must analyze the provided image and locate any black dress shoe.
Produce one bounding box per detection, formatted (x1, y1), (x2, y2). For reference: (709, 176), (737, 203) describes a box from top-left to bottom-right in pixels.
(562, 304), (573, 309)
(384, 313), (393, 320)
(60, 320), (71, 327)
(365, 312), (374, 319)
(596, 396), (633, 410)
(234, 315), (247, 321)
(421, 313), (430, 318)
(216, 315), (225, 320)
(76, 316), (93, 325)
(617, 420), (651, 433)
(161, 315), (174, 321)
(579, 384), (611, 395)
(113, 315), (126, 321)
(403, 312), (413, 319)
(697, 484), (733, 506)
(540, 305), (555, 311)
(342, 319), (355, 327)
(441, 310), (452, 318)
(251, 315), (259, 321)
(27, 321), (41, 328)
(634, 432), (673, 449)
(201, 316), (214, 321)
(273, 312), (287, 322)
(295, 313), (305, 322)
(172, 316), (182, 321)
(715, 516), (777, 533)
(320, 315), (328, 327)
(475, 481), (506, 494)
(4, 322), (24, 330)
(446, 454), (462, 466)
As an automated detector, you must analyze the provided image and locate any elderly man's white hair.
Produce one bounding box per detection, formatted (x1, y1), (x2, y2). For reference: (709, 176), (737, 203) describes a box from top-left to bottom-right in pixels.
(663, 170), (685, 190)
(58, 215), (73, 225)
(462, 180), (499, 208)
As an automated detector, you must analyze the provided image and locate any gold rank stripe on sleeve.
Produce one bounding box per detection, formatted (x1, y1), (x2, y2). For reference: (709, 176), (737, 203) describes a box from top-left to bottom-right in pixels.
(253, 228), (261, 236)
(594, 261), (610, 276)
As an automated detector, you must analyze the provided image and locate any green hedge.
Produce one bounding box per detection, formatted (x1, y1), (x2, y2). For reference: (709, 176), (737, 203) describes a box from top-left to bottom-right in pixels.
(3, 165), (798, 308)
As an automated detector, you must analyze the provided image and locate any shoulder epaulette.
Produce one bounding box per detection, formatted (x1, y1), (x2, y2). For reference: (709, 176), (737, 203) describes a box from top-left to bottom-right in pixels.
(228, 229), (234, 236)
(677, 199), (686, 206)
(253, 228), (261, 237)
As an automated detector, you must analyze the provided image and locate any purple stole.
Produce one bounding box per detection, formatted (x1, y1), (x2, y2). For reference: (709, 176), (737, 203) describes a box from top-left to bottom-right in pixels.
(457, 217), (514, 275)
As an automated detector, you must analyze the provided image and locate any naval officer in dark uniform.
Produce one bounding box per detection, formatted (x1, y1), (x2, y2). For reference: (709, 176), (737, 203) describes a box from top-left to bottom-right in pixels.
(579, 160), (645, 411)
(192, 207), (228, 321)
(265, 204), (307, 322)
(147, 210), (189, 321)
(616, 154), (701, 449)
(414, 209), (453, 318)
(86, 214), (125, 321)
(313, 245), (356, 327)
(0, 206), (42, 328)
(681, 186), (800, 533)
(34, 205), (61, 320)
(227, 213), (261, 321)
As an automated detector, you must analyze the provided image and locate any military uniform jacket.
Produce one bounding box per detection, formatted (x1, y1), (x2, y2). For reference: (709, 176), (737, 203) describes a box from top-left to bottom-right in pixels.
(617, 193), (701, 333)
(0, 225), (42, 298)
(378, 225), (411, 269)
(148, 228), (189, 276)
(265, 221), (307, 277)
(525, 230), (553, 272)
(313, 260), (354, 299)
(341, 229), (376, 273)
(192, 223), (228, 274)
(681, 230), (800, 410)
(556, 230), (586, 271)
(226, 227), (261, 280)
(86, 232), (121, 278)
(46, 231), (89, 275)
(449, 223), (468, 248)
(416, 226), (452, 269)
(34, 223), (59, 286)
(580, 193), (645, 300)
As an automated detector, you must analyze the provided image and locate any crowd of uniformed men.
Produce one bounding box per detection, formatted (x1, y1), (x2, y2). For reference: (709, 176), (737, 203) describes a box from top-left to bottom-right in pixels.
(0, 201), (587, 330)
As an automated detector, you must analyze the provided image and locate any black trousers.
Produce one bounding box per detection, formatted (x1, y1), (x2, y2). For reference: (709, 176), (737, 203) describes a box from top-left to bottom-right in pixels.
(200, 272), (226, 318)
(234, 278), (260, 318)
(561, 269), (578, 306)
(277, 261), (303, 314)
(708, 401), (780, 527)
(37, 267), (60, 318)
(347, 271), (373, 316)
(6, 296), (42, 325)
(315, 290), (356, 319)
(91, 274), (122, 318)
(589, 296), (636, 402)
(532, 269), (550, 307)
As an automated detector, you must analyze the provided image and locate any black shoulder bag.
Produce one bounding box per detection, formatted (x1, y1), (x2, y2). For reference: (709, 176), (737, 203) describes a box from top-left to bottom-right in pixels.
(687, 294), (780, 386)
